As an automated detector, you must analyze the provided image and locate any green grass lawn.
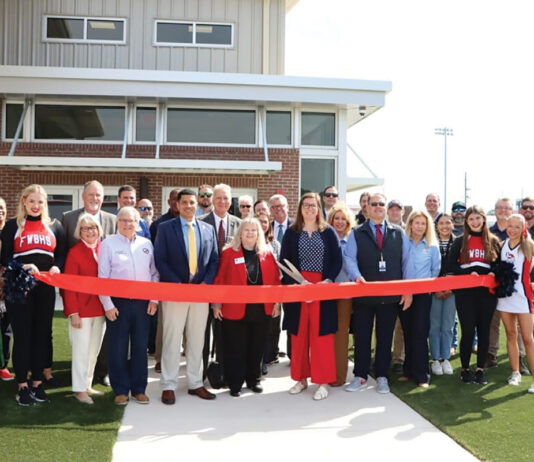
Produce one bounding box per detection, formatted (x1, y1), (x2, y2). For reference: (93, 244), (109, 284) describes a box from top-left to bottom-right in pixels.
(388, 333), (534, 462)
(0, 313), (124, 462)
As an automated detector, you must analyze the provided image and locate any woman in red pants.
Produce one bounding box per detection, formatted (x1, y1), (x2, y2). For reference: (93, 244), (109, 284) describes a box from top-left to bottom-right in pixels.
(280, 192), (342, 400)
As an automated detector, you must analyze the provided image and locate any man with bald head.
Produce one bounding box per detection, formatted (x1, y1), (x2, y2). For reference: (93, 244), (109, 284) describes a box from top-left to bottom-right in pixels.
(62, 180), (116, 249)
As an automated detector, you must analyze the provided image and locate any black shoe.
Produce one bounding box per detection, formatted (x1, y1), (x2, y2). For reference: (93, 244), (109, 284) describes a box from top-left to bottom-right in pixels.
(278, 352), (287, 358)
(461, 369), (475, 384)
(97, 375), (111, 387)
(44, 376), (61, 389)
(474, 369), (488, 385)
(248, 385), (263, 393)
(393, 363), (404, 374)
(230, 390), (241, 397)
(30, 384), (50, 402)
(16, 387), (35, 406)
(520, 356), (531, 376)
(262, 363), (268, 375)
(484, 354), (498, 369)
(268, 359), (280, 365)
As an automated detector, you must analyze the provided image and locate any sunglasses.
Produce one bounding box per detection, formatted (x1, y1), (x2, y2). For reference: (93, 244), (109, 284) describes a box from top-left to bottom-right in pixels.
(138, 206), (152, 212)
(522, 205), (534, 211)
(199, 192), (213, 198)
(369, 202), (386, 207)
(324, 193), (339, 198)
(240, 204), (252, 208)
(452, 207), (466, 212)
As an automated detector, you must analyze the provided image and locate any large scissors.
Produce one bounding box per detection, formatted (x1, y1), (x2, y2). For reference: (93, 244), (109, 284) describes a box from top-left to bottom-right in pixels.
(276, 259), (309, 284)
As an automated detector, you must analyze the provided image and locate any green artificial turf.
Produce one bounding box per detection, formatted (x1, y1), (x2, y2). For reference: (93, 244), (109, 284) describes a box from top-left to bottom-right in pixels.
(0, 312), (124, 462)
(388, 334), (534, 462)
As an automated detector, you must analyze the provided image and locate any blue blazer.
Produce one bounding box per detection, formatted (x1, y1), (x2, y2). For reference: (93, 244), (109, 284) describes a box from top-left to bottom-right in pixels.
(154, 218), (219, 284)
(280, 225), (342, 336)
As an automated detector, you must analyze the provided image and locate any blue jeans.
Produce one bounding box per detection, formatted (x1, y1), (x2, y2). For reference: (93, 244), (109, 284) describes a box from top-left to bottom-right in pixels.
(106, 298), (150, 396)
(429, 294), (456, 360)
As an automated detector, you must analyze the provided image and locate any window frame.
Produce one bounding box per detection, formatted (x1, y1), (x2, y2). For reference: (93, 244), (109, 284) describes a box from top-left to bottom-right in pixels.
(1, 100), (28, 141)
(264, 109), (293, 148)
(133, 104), (159, 145)
(153, 20), (234, 48)
(299, 109), (338, 149)
(42, 15), (127, 45)
(299, 156), (338, 200)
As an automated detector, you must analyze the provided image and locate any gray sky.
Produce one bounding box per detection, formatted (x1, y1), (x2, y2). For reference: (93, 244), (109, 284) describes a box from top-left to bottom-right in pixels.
(286, 0), (534, 212)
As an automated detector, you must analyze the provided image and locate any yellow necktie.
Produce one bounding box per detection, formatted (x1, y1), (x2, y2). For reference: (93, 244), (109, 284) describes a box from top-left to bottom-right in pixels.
(187, 221), (198, 277)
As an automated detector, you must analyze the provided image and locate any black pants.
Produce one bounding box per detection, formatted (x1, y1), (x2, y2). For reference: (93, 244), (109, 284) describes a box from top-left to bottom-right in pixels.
(1, 313), (12, 366)
(203, 309), (225, 379)
(353, 301), (398, 379)
(222, 311), (269, 393)
(399, 293), (431, 384)
(6, 283), (55, 384)
(263, 314), (281, 363)
(455, 287), (496, 369)
(94, 332), (108, 381)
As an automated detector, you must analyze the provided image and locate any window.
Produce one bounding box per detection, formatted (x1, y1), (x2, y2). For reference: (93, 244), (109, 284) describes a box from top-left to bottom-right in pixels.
(34, 105), (125, 141)
(155, 21), (233, 47)
(167, 108), (255, 144)
(44, 16), (126, 43)
(301, 112), (336, 147)
(266, 111), (291, 145)
(136, 107), (157, 143)
(300, 158), (336, 197)
(5, 103), (24, 139)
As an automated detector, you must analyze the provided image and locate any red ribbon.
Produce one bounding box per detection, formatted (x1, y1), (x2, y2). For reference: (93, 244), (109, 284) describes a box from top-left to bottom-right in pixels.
(36, 273), (497, 304)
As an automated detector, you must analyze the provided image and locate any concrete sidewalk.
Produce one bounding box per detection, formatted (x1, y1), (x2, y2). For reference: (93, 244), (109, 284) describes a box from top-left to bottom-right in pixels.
(112, 357), (478, 462)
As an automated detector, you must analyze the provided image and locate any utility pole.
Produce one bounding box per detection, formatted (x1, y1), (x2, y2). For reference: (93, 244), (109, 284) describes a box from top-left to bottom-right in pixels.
(434, 127), (454, 211)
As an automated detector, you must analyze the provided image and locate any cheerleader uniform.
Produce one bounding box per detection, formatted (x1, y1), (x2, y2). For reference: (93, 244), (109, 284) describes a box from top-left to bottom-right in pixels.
(497, 239), (534, 314)
(0, 216), (66, 384)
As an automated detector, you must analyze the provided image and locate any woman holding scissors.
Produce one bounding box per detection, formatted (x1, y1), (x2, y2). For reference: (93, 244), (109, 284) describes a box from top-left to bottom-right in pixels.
(280, 192), (342, 400)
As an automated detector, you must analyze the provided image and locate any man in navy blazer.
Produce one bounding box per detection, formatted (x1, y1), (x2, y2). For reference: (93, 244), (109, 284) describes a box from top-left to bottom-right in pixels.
(155, 189), (219, 405)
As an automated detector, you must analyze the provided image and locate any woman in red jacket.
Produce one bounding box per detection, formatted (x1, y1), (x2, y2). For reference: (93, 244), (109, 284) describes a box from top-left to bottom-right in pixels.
(62, 214), (106, 404)
(213, 217), (281, 397)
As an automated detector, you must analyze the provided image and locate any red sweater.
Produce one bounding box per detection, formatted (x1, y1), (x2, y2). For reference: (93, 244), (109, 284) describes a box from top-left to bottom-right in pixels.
(62, 240), (104, 318)
(214, 247), (281, 320)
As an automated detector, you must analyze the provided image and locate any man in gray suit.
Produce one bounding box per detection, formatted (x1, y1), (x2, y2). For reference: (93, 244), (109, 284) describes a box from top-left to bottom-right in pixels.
(199, 183), (241, 381)
(62, 180), (116, 249)
(62, 180), (116, 386)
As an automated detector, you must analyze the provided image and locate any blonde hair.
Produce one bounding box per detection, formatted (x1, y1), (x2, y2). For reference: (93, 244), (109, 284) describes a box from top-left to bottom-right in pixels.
(508, 214), (534, 260)
(16, 184), (52, 228)
(74, 213), (103, 241)
(405, 210), (438, 247)
(326, 202), (355, 237)
(228, 217), (269, 255)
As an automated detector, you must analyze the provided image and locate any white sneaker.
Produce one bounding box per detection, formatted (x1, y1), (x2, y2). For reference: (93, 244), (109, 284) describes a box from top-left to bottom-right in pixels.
(431, 360), (443, 375)
(508, 371), (522, 386)
(313, 385), (328, 401)
(376, 377), (390, 394)
(528, 382), (534, 394)
(441, 360), (453, 375)
(345, 376), (367, 392)
(289, 380), (308, 394)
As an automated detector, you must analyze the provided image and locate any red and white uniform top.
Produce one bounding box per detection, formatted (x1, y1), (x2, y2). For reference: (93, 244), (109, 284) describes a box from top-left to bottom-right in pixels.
(497, 239), (533, 314)
(13, 219), (57, 260)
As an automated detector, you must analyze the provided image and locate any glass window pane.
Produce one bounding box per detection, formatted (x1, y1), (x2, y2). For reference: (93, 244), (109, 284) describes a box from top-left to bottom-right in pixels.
(136, 107), (156, 142)
(167, 109), (255, 144)
(46, 17), (84, 39)
(266, 111), (291, 145)
(301, 112), (335, 146)
(5, 104), (23, 139)
(196, 24), (232, 45)
(156, 22), (193, 44)
(87, 20), (124, 41)
(101, 194), (118, 214)
(300, 158), (335, 197)
(34, 105), (125, 141)
(47, 194), (73, 221)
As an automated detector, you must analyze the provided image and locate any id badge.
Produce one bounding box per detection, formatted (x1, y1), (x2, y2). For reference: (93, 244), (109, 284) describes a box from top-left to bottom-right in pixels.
(234, 257), (245, 265)
(378, 260), (386, 272)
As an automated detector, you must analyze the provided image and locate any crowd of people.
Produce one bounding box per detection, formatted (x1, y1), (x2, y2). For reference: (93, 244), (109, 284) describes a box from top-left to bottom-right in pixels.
(1, 181), (534, 407)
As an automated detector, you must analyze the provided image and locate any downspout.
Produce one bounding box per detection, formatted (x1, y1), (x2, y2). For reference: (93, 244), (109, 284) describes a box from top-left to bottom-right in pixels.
(259, 106), (269, 162)
(121, 103), (132, 159)
(155, 103), (164, 159)
(8, 98), (31, 157)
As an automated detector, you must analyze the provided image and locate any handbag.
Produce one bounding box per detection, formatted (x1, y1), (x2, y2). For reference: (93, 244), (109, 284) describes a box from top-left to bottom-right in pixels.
(206, 361), (224, 389)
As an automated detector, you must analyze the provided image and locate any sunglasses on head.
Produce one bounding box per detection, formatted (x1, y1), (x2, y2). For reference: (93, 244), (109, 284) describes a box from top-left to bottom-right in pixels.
(138, 206), (152, 212)
(522, 205), (534, 211)
(324, 193), (339, 198)
(369, 201), (385, 207)
(199, 192), (213, 198)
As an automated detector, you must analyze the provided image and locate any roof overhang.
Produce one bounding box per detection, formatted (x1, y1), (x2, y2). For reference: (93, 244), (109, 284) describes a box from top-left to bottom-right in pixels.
(346, 176), (385, 193)
(0, 65), (391, 127)
(0, 156), (282, 174)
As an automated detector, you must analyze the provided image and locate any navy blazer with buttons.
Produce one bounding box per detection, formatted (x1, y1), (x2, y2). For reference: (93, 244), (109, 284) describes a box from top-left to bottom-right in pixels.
(154, 217), (219, 284)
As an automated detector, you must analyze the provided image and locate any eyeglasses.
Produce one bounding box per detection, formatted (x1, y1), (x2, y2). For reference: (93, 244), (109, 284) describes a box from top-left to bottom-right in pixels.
(199, 192), (213, 198)
(495, 206), (512, 210)
(138, 206), (152, 212)
(118, 218), (135, 224)
(522, 205), (534, 211)
(369, 202), (386, 207)
(80, 226), (97, 232)
(452, 207), (466, 212)
(324, 193), (339, 198)
(240, 204), (252, 208)
(302, 203), (318, 209)
(271, 204), (286, 210)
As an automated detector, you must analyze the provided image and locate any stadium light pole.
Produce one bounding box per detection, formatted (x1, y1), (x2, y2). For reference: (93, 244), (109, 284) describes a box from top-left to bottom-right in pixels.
(434, 127), (453, 212)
